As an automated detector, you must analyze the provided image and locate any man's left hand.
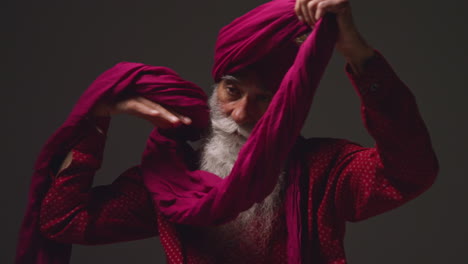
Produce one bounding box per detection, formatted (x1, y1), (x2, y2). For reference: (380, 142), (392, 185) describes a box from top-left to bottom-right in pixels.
(295, 0), (375, 74)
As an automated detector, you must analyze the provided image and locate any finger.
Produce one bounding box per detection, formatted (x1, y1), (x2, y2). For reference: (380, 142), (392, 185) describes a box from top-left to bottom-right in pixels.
(171, 110), (192, 125)
(300, 0), (312, 25)
(120, 99), (179, 128)
(154, 103), (192, 125)
(316, 0), (347, 20)
(135, 97), (183, 126)
(308, 0), (321, 25)
(136, 97), (191, 125)
(294, 0), (304, 22)
(121, 100), (172, 127)
(315, 1), (326, 22)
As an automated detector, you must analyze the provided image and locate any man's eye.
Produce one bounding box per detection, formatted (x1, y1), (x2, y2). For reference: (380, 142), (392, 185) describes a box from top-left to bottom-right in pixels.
(225, 86), (240, 96)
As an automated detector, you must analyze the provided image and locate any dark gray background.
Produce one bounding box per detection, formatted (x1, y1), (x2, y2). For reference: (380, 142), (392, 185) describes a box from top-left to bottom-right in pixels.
(6, 0), (468, 263)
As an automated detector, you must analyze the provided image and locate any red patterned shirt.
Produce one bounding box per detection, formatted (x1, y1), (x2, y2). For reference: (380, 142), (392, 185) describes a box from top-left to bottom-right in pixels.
(39, 51), (438, 263)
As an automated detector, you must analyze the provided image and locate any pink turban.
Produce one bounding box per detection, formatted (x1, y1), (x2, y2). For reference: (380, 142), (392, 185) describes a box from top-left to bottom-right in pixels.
(212, 0), (311, 91)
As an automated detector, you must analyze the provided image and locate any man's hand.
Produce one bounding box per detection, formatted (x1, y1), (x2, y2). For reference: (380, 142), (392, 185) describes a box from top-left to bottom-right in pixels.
(57, 97), (191, 175)
(295, 0), (375, 74)
(92, 96), (192, 129)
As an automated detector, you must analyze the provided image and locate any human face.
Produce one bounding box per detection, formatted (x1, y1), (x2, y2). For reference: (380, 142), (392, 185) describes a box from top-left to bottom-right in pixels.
(216, 70), (273, 127)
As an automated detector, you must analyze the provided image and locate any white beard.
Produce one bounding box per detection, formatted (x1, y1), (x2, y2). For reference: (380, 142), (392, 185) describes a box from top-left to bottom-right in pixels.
(200, 91), (251, 178)
(197, 88), (285, 255)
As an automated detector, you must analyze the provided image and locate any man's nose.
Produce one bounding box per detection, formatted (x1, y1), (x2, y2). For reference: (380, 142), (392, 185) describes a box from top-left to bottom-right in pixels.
(231, 97), (254, 125)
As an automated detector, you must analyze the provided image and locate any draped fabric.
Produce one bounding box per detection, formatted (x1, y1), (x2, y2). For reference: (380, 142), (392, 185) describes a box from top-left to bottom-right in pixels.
(16, 0), (338, 263)
(15, 65), (210, 264)
(212, 0), (311, 91)
(143, 14), (338, 263)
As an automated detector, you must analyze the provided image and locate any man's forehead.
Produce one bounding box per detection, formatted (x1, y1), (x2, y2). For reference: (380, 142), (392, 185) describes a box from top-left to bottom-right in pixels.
(220, 73), (271, 93)
(221, 75), (241, 83)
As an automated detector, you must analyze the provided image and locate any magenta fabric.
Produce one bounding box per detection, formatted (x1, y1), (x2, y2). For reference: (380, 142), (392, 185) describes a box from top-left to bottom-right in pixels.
(212, 0), (310, 91)
(143, 14), (337, 263)
(17, 1), (337, 263)
(15, 64), (210, 264)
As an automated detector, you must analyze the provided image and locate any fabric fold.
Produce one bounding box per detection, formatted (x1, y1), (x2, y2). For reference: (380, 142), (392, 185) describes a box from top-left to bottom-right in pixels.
(143, 14), (338, 263)
(17, 1), (338, 263)
(15, 63), (210, 264)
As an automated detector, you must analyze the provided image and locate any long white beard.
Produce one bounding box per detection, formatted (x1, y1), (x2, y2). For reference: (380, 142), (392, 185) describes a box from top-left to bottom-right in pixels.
(198, 89), (285, 255)
(200, 92), (251, 178)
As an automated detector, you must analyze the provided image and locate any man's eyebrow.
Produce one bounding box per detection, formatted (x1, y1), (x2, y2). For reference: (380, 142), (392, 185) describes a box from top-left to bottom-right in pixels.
(221, 75), (240, 83)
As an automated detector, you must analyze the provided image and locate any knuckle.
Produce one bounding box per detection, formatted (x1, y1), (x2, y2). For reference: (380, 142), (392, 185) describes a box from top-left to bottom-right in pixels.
(133, 96), (143, 101)
(149, 109), (160, 117)
(126, 100), (138, 110)
(155, 104), (166, 111)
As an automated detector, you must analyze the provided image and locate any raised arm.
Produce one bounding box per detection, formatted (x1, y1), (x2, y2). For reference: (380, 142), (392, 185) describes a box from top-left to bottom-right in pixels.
(17, 60), (209, 264)
(332, 51), (438, 222)
(40, 91), (199, 244)
(39, 116), (159, 244)
(295, 0), (438, 221)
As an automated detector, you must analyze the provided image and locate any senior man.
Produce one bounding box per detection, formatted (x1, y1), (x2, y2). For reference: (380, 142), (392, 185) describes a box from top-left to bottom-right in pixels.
(16, 0), (438, 263)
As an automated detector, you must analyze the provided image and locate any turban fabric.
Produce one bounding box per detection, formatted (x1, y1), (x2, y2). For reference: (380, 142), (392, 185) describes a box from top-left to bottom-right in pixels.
(16, 0), (338, 263)
(212, 0), (311, 91)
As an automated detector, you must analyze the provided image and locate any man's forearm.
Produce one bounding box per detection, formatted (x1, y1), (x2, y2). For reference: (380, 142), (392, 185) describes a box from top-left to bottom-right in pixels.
(335, 50), (439, 221)
(41, 116), (158, 244)
(335, 25), (375, 75)
(56, 116), (110, 175)
(338, 41), (375, 75)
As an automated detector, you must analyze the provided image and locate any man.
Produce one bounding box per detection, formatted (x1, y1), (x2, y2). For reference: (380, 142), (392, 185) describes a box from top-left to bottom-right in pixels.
(17, 0), (438, 263)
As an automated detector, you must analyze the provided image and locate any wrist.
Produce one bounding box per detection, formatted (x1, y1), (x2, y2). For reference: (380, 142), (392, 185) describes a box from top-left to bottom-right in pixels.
(336, 29), (370, 56)
(342, 45), (375, 67)
(336, 32), (375, 75)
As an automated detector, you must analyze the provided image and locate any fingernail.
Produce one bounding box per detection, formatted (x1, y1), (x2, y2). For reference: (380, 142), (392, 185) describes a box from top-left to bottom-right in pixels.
(183, 117), (192, 124)
(298, 15), (304, 22)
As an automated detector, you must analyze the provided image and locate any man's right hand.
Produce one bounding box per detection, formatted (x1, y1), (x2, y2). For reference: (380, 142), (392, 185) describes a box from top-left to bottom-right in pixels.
(92, 96), (192, 129)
